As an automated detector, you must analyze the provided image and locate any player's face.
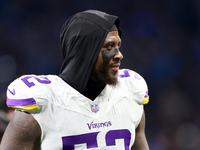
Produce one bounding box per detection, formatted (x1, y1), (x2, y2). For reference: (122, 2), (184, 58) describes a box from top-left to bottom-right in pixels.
(90, 30), (123, 85)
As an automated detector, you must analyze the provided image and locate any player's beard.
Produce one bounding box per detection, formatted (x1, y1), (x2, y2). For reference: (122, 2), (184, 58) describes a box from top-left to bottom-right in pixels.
(90, 62), (118, 86)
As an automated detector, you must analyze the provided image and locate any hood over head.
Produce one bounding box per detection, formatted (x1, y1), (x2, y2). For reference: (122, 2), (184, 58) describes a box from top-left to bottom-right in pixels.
(59, 10), (121, 94)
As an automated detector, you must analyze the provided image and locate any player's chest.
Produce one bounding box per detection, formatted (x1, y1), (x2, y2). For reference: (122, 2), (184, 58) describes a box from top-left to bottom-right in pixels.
(41, 91), (142, 149)
(54, 106), (136, 150)
(45, 96), (142, 150)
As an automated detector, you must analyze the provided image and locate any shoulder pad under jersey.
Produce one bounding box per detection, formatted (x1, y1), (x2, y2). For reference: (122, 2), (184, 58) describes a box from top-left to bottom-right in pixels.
(118, 69), (149, 104)
(6, 75), (52, 111)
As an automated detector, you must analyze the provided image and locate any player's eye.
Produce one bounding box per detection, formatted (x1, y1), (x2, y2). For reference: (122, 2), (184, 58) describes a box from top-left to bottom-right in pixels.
(107, 45), (112, 50)
(118, 43), (121, 49)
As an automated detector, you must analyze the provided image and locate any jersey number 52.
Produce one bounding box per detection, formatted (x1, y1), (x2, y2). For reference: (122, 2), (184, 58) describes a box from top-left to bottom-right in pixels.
(62, 129), (131, 150)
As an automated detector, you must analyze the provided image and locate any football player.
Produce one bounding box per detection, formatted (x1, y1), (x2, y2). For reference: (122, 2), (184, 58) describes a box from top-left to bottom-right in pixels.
(0, 10), (149, 150)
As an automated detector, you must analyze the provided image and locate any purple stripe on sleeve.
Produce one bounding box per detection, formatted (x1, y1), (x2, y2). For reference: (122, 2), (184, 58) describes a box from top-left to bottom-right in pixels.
(7, 97), (36, 106)
(145, 91), (149, 97)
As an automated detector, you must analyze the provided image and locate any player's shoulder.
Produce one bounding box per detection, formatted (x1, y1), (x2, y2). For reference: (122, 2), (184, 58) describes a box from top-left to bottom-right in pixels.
(8, 74), (59, 92)
(6, 74), (62, 111)
(118, 69), (146, 88)
(117, 69), (149, 104)
(118, 69), (141, 79)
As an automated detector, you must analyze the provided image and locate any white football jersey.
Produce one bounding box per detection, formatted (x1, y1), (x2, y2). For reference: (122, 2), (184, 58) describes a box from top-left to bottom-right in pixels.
(6, 69), (149, 150)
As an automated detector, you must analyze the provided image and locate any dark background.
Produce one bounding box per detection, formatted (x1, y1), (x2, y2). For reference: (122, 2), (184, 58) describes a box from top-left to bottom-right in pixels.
(1, 0), (200, 149)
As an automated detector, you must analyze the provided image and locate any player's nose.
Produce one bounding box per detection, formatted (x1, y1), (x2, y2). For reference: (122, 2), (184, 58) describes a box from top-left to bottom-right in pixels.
(114, 50), (123, 60)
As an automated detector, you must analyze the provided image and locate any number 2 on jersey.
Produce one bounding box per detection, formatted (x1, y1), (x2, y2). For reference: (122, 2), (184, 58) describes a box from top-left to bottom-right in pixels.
(21, 75), (51, 88)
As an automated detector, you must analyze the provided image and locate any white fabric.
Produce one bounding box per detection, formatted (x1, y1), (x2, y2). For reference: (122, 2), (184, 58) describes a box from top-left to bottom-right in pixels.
(7, 69), (148, 150)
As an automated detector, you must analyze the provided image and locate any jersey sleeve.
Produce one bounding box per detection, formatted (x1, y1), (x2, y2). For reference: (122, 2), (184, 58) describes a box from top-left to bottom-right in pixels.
(118, 69), (149, 105)
(129, 70), (149, 104)
(6, 75), (51, 112)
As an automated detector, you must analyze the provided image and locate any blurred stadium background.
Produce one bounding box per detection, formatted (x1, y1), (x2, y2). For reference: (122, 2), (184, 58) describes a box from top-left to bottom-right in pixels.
(1, 0), (200, 149)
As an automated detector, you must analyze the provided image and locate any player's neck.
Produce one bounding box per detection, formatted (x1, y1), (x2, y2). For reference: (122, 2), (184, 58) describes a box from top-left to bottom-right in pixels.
(83, 79), (106, 100)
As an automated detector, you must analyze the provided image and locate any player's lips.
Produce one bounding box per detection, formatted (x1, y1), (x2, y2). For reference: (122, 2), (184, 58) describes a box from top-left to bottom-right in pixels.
(111, 63), (120, 71)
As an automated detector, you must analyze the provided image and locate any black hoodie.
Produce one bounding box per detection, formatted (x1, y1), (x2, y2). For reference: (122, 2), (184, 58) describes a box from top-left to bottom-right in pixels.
(59, 10), (121, 96)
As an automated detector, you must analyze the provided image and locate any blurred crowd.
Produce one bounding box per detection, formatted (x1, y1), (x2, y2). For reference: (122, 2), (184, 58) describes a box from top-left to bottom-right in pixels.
(1, 0), (200, 149)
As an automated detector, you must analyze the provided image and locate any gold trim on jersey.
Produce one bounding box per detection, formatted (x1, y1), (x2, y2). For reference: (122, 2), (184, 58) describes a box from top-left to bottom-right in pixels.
(142, 97), (149, 104)
(9, 104), (39, 111)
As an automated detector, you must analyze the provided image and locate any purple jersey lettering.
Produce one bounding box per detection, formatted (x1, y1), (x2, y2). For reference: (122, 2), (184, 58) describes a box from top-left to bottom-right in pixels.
(20, 75), (51, 88)
(62, 129), (131, 149)
(106, 129), (131, 150)
(118, 70), (130, 78)
(62, 132), (99, 150)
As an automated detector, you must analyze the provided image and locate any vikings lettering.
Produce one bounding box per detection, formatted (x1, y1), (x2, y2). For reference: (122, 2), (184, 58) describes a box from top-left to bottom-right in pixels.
(87, 121), (112, 130)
